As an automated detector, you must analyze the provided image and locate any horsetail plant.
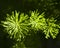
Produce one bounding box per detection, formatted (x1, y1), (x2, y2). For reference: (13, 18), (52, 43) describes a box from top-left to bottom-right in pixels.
(1, 10), (60, 41)
(43, 17), (60, 39)
(29, 10), (60, 39)
(1, 10), (29, 41)
(29, 10), (46, 30)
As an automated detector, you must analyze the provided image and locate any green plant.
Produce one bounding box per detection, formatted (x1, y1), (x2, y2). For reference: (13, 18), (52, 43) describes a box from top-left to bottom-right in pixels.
(29, 10), (46, 30)
(1, 10), (29, 41)
(1, 10), (60, 48)
(1, 10), (60, 39)
(29, 10), (60, 39)
(43, 17), (60, 39)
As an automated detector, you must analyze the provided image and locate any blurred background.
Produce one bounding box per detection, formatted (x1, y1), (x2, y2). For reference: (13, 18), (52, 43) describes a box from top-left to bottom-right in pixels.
(0, 0), (60, 48)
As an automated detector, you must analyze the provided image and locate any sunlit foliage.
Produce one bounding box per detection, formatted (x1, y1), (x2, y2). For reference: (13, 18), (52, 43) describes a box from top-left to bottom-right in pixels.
(1, 10), (60, 48)
(29, 10), (46, 30)
(1, 11), (29, 41)
(1, 10), (60, 41)
(29, 10), (60, 39)
(43, 17), (60, 39)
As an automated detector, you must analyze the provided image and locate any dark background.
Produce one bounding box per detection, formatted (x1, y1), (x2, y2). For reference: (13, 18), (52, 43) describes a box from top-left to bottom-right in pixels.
(0, 0), (60, 48)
